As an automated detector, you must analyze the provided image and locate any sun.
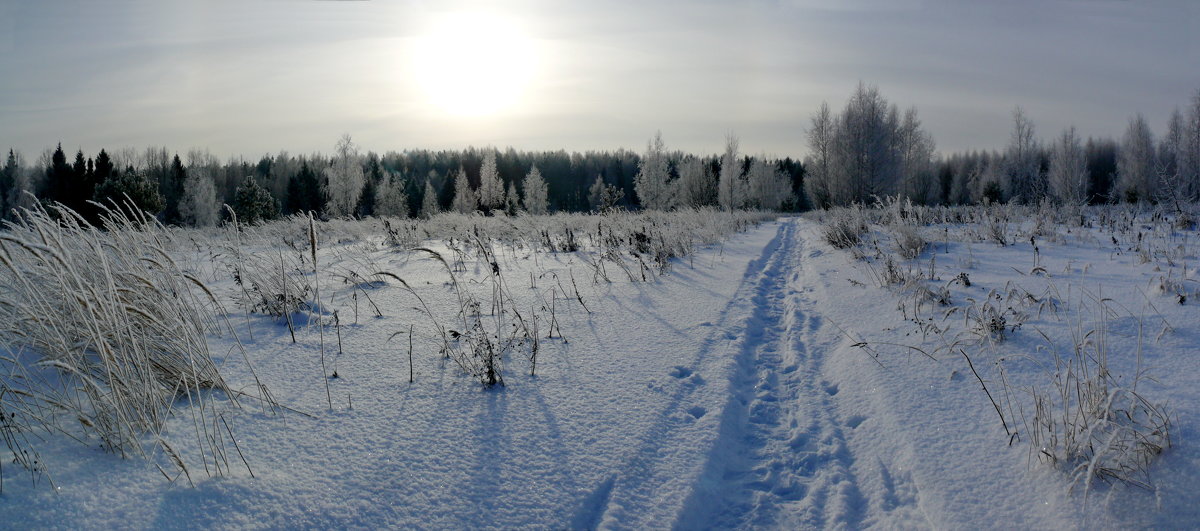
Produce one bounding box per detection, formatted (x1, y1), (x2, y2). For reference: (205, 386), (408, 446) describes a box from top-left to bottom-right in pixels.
(411, 12), (538, 117)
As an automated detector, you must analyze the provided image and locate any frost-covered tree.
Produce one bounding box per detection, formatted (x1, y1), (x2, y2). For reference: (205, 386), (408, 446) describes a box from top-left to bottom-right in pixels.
(587, 174), (623, 212)
(504, 181), (520, 215)
(1117, 114), (1157, 203)
(718, 134), (742, 211)
(324, 134), (365, 218)
(1048, 126), (1088, 206)
(419, 179), (440, 219)
(450, 167), (476, 214)
(829, 83), (901, 205)
(3, 150), (39, 217)
(477, 150), (505, 214)
(634, 131), (672, 210)
(746, 157), (794, 210)
(1004, 107), (1043, 204)
(178, 168), (219, 227)
(678, 156), (714, 207)
(522, 163), (549, 215)
(587, 175), (605, 211)
(1182, 90), (1200, 201)
(374, 174), (409, 217)
(804, 102), (835, 209)
(1158, 108), (1186, 204)
(897, 107), (937, 204)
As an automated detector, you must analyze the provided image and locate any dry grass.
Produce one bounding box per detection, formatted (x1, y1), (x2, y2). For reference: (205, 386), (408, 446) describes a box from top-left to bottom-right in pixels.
(1025, 296), (1172, 494)
(0, 201), (255, 490)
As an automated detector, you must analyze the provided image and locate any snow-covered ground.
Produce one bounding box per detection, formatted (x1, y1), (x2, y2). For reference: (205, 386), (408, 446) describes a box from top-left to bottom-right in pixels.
(3, 207), (1199, 529)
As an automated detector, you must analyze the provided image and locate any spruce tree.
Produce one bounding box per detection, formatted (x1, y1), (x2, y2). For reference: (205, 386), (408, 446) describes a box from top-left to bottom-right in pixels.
(450, 167), (476, 214)
(287, 160), (323, 215)
(233, 176), (279, 224)
(419, 180), (440, 219)
(161, 154), (187, 224)
(477, 150), (504, 214)
(1, 149), (17, 216)
(46, 144), (71, 207)
(94, 168), (165, 220)
(522, 164), (549, 215)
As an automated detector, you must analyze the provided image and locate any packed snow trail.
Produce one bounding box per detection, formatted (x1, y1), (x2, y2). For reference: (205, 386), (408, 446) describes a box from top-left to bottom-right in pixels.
(671, 218), (1088, 530)
(677, 219), (885, 529)
(579, 219), (798, 529)
(587, 219), (912, 529)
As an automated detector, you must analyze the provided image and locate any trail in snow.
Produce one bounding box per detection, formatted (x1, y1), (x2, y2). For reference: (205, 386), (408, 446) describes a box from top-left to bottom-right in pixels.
(582, 220), (796, 529)
(590, 218), (914, 529)
(670, 219), (902, 529)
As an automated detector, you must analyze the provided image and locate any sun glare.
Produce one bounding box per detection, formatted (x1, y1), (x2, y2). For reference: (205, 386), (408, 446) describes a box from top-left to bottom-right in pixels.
(411, 12), (538, 117)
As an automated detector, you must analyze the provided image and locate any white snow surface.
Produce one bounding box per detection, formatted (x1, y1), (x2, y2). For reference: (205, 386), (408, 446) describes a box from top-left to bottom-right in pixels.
(4, 215), (1200, 529)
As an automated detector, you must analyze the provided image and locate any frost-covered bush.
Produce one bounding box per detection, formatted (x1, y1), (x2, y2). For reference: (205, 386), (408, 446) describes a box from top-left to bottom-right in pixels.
(892, 225), (926, 259)
(821, 206), (867, 249)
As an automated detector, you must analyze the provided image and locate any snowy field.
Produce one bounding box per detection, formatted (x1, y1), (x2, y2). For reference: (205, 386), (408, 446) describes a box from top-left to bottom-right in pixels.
(2, 204), (1198, 529)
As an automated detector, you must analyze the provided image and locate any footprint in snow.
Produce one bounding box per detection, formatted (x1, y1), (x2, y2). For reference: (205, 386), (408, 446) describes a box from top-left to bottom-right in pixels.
(845, 415), (867, 429)
(687, 406), (707, 419)
(670, 366), (693, 379)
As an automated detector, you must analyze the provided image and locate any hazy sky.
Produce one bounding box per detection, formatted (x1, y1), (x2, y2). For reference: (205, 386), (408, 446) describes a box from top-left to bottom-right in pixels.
(1, 0), (1197, 160)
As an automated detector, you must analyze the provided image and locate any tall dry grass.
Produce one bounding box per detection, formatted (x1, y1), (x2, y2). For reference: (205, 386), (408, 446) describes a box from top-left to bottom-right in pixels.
(0, 201), (254, 489)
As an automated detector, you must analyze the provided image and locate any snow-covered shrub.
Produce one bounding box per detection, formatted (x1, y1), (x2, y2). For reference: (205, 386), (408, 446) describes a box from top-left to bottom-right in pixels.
(892, 225), (926, 259)
(982, 206), (1009, 246)
(382, 218), (420, 249)
(821, 206), (867, 249)
(962, 296), (1023, 343)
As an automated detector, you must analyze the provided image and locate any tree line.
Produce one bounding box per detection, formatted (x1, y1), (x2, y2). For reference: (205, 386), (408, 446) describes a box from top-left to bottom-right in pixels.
(3, 83), (1198, 227)
(805, 83), (1200, 210)
(0, 133), (805, 227)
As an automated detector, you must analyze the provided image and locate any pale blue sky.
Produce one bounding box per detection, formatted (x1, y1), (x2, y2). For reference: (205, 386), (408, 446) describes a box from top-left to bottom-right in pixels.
(1, 0), (1197, 160)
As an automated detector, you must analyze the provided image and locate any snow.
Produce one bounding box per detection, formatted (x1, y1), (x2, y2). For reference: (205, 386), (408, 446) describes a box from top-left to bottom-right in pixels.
(3, 209), (1199, 529)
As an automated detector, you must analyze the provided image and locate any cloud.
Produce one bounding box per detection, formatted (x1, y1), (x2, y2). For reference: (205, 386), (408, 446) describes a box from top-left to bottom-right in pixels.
(0, 0), (1196, 159)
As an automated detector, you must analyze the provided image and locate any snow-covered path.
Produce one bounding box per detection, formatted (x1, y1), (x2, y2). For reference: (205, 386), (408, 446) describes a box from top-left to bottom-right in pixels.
(655, 218), (929, 530)
(577, 220), (803, 529)
(595, 219), (926, 529)
(683, 220), (883, 529)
